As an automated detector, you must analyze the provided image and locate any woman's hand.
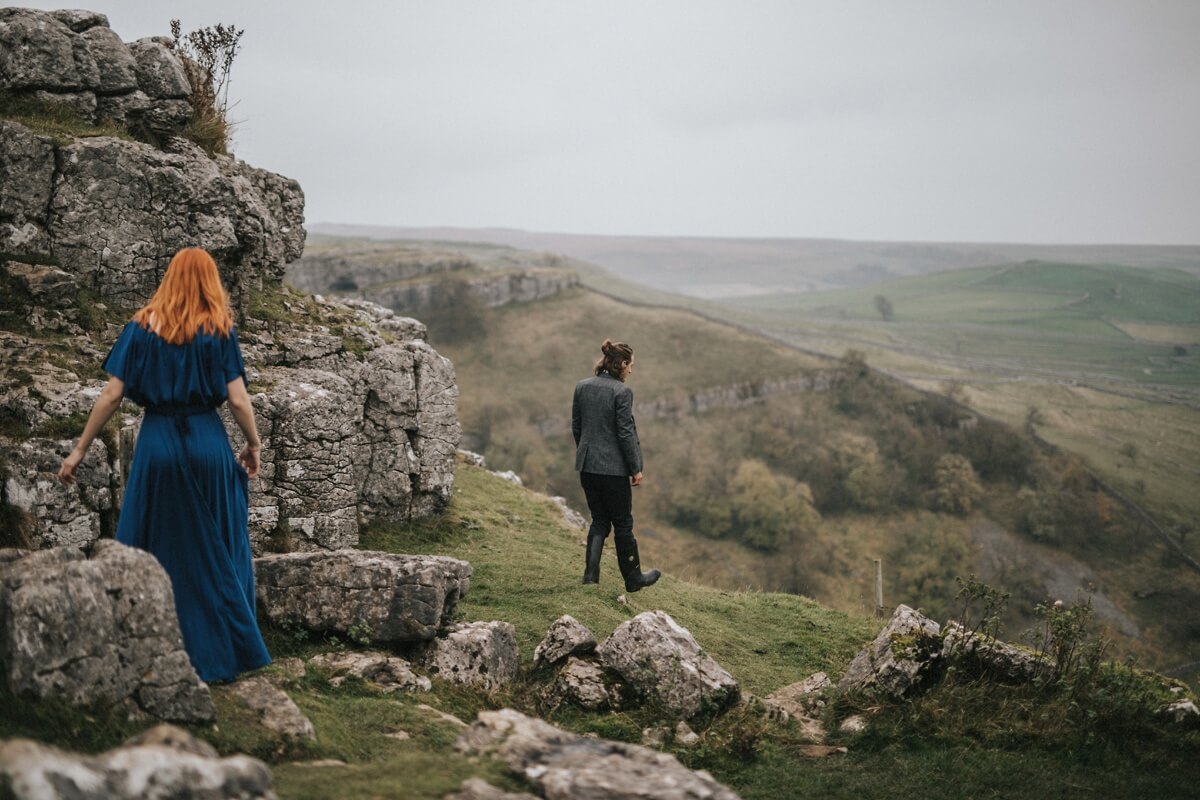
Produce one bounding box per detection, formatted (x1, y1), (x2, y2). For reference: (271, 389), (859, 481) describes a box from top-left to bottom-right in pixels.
(57, 447), (85, 485)
(631, 471), (644, 487)
(238, 443), (261, 479)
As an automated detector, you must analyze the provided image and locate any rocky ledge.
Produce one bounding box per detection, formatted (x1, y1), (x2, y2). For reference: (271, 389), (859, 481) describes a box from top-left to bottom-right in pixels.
(254, 549), (472, 642)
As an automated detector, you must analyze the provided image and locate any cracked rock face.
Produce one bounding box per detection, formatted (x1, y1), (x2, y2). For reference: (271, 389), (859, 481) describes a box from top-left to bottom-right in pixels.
(596, 610), (739, 719)
(255, 550), (472, 643)
(838, 604), (942, 698)
(544, 657), (623, 712)
(308, 650), (431, 693)
(0, 9), (192, 137)
(417, 621), (519, 690)
(0, 729), (275, 800)
(532, 614), (596, 668)
(456, 708), (742, 800)
(0, 540), (214, 722)
(940, 622), (1050, 684)
(232, 299), (460, 552)
(48, 135), (304, 307)
(2, 436), (116, 550)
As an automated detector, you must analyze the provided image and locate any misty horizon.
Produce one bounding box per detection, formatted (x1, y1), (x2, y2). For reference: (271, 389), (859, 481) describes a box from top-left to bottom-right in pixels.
(16, 0), (1200, 247)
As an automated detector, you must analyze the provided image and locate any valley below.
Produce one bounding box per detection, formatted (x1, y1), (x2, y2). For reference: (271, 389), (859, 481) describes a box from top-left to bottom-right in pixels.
(292, 233), (1200, 684)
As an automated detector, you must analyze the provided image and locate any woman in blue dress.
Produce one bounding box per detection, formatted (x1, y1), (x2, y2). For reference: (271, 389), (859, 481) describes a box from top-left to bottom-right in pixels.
(57, 247), (271, 683)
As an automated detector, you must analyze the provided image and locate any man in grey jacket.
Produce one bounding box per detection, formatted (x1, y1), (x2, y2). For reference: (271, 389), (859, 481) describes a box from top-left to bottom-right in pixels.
(572, 340), (660, 592)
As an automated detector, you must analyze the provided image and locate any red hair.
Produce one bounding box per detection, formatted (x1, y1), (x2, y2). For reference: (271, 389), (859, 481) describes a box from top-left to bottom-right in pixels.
(132, 248), (234, 344)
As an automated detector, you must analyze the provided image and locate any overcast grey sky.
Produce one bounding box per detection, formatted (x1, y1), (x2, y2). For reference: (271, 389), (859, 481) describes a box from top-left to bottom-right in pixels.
(25, 1), (1200, 244)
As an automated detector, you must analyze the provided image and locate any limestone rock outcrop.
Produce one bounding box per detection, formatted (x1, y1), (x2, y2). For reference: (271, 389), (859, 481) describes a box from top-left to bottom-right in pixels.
(255, 550), (472, 643)
(2, 128), (459, 553)
(456, 708), (742, 800)
(0, 541), (214, 722)
(235, 298), (460, 550)
(596, 610), (738, 719)
(2, 13), (462, 555)
(532, 615), (596, 668)
(0, 727), (275, 800)
(0, 9), (196, 146)
(940, 622), (1050, 683)
(838, 604), (941, 698)
(544, 656), (623, 712)
(285, 242), (580, 314)
(0, 118), (304, 302)
(417, 621), (520, 689)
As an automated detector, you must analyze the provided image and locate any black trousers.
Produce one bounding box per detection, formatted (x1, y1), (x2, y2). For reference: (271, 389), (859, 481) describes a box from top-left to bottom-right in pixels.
(579, 471), (634, 543)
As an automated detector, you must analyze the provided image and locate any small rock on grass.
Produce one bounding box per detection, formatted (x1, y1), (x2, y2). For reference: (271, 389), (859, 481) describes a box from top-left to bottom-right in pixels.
(838, 715), (868, 734)
(532, 615), (597, 667)
(308, 650), (430, 693)
(444, 777), (540, 800)
(675, 720), (700, 747)
(223, 675), (316, 741)
(641, 726), (670, 748)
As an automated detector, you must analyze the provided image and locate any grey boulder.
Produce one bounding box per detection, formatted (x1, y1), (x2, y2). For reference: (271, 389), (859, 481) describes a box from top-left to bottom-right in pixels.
(418, 621), (519, 690)
(254, 549), (472, 642)
(0, 726), (274, 800)
(0, 541), (213, 721)
(532, 614), (596, 668)
(544, 656), (623, 712)
(838, 604), (941, 698)
(596, 610), (738, 719)
(457, 708), (742, 800)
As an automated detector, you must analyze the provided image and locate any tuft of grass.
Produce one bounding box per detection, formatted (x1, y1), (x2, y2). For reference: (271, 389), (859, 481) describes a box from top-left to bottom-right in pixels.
(0, 685), (150, 752)
(0, 91), (134, 146)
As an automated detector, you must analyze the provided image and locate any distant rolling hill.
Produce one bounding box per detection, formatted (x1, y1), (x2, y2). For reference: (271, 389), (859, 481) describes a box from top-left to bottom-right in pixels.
(309, 223), (1200, 299)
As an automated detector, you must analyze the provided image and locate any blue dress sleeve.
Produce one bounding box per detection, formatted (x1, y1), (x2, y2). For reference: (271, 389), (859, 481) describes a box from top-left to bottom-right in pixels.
(223, 326), (247, 385)
(102, 322), (138, 384)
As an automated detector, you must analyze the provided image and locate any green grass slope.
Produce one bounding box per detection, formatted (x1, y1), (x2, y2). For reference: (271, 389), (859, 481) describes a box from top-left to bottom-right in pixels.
(5, 461), (1197, 799)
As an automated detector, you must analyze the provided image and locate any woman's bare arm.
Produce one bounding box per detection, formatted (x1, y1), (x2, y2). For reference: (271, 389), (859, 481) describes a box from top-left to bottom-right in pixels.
(226, 376), (262, 478)
(57, 376), (125, 485)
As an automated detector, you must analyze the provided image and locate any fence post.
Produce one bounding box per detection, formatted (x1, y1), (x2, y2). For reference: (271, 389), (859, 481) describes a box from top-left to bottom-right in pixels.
(874, 558), (884, 618)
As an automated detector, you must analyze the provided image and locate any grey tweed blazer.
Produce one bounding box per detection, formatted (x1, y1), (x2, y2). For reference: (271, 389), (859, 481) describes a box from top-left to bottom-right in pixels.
(572, 372), (643, 476)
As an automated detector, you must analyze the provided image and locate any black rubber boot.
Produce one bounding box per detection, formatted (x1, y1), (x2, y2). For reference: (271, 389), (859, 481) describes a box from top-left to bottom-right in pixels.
(615, 535), (660, 592)
(582, 534), (604, 584)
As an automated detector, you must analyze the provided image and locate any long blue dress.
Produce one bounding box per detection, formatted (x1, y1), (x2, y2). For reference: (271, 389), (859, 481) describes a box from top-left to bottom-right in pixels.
(105, 321), (271, 683)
